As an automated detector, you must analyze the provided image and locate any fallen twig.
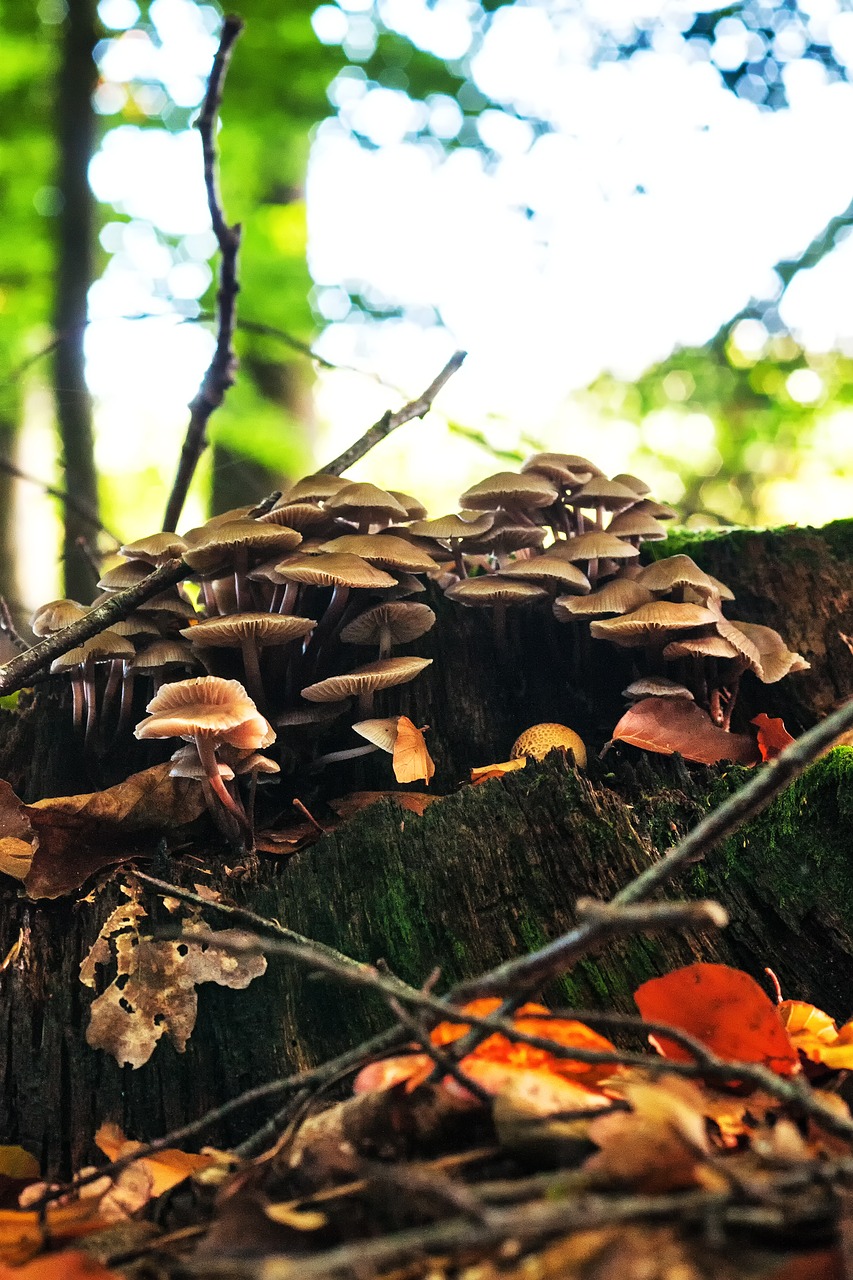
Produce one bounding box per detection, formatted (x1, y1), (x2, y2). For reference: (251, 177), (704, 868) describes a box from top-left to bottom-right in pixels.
(162, 16), (244, 533)
(0, 558), (189, 695)
(319, 350), (467, 477)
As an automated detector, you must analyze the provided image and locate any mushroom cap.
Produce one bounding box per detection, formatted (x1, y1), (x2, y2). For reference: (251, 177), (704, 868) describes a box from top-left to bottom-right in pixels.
(301, 656), (432, 703)
(169, 745), (235, 781)
(180, 612), (316, 648)
(465, 518), (547, 555)
(564, 478), (639, 512)
(97, 559), (156, 590)
(629, 498), (679, 521)
(324, 482), (409, 523)
(218, 744), (281, 775)
(460, 471), (558, 510)
(388, 490), (428, 520)
(31, 599), (89, 636)
(78, 631), (136, 661)
(662, 635), (741, 662)
(605, 509), (668, 541)
(283, 473), (350, 503)
(183, 520), (302, 573)
(510, 723), (587, 766)
(138, 591), (197, 620)
(589, 601), (718, 647)
(352, 717), (399, 753)
(553, 578), (654, 621)
(623, 677), (694, 700)
(408, 512), (494, 540)
(499, 556), (591, 593)
(522, 453), (602, 481)
(259, 503), (336, 533)
(135, 676), (275, 747)
(319, 534), (439, 574)
(548, 532), (641, 563)
(444, 576), (548, 607)
(51, 646), (94, 673)
(271, 552), (397, 590)
(723, 620), (809, 683)
(119, 532), (188, 564)
(275, 702), (349, 726)
(384, 571), (428, 599)
(610, 473), (652, 496)
(340, 602), (436, 647)
(104, 614), (161, 639)
(130, 638), (202, 673)
(636, 555), (721, 599)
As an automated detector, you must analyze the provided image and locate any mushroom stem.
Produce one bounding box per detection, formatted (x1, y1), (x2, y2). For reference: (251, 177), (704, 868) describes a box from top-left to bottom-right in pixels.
(194, 735), (250, 829)
(83, 660), (98, 752)
(115, 667), (137, 742)
(452, 544), (467, 579)
(309, 743), (378, 771)
(70, 673), (85, 735)
(233, 545), (252, 612)
(200, 578), (218, 616)
(101, 658), (123, 732)
(720, 667), (744, 732)
(378, 624), (392, 660)
(239, 637), (266, 711)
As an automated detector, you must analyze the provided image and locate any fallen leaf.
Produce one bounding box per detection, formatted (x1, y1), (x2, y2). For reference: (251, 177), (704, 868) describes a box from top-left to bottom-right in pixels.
(328, 791), (438, 819)
(470, 759), (527, 784)
(94, 1123), (216, 1196)
(752, 713), (796, 761)
(264, 1203), (328, 1231)
(585, 1074), (716, 1193)
(253, 819), (327, 855)
(0, 839), (33, 882)
(0, 1151), (38, 1182)
(634, 963), (800, 1076)
(611, 698), (759, 765)
(0, 1250), (122, 1280)
(23, 765), (208, 900)
(81, 904), (267, 1068)
(392, 718), (435, 785)
(0, 1202), (109, 1266)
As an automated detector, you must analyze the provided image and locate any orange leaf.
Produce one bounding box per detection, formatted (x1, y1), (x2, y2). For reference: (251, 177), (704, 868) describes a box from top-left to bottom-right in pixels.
(612, 698), (758, 765)
(470, 759), (527, 784)
(752, 713), (796, 762)
(392, 718), (436, 786)
(0, 1251), (121, 1280)
(329, 791), (438, 819)
(634, 963), (800, 1076)
(94, 1123), (215, 1197)
(0, 1202), (109, 1266)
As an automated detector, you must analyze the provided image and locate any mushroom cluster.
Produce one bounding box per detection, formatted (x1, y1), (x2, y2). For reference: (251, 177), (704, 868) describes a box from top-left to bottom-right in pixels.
(33, 452), (807, 816)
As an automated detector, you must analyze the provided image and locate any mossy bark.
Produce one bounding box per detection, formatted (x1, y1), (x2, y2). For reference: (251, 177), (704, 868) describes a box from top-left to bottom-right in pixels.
(1, 520), (852, 1173)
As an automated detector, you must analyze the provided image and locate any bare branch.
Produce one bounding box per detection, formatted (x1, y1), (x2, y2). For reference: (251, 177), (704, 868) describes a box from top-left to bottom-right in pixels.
(162, 16), (244, 533)
(0, 455), (119, 543)
(320, 350), (467, 477)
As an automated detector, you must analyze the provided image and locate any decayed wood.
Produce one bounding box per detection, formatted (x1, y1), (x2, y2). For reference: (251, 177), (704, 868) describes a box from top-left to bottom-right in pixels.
(0, 520), (851, 1173)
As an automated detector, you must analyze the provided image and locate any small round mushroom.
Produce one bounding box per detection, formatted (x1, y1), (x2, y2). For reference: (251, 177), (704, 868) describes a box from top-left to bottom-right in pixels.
(119, 532), (188, 564)
(407, 512), (494, 579)
(460, 471), (558, 514)
(636, 555), (722, 603)
(324, 482), (409, 533)
(509, 723), (587, 768)
(553, 578), (653, 622)
(563, 478), (638, 533)
(31, 599), (89, 636)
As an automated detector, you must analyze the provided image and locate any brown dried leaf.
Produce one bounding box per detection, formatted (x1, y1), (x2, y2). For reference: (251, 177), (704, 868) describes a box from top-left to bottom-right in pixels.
(23, 765), (207, 900)
(612, 697), (759, 765)
(81, 908), (266, 1068)
(329, 791), (438, 819)
(95, 1123), (217, 1196)
(470, 759), (527, 785)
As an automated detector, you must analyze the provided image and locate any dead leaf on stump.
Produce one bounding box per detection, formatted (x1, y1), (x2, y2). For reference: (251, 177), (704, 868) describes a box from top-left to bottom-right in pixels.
(611, 698), (759, 765)
(80, 894), (266, 1068)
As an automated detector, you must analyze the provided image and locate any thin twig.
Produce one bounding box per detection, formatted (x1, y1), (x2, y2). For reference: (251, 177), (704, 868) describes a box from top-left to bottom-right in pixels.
(0, 598), (26, 654)
(0, 558), (188, 694)
(0, 455), (120, 543)
(162, 16), (244, 533)
(450, 699), (853, 1003)
(386, 993), (493, 1105)
(319, 350), (467, 477)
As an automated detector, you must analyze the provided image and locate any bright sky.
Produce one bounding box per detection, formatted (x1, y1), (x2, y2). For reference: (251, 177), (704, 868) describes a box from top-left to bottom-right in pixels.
(21, 0), (853, 607)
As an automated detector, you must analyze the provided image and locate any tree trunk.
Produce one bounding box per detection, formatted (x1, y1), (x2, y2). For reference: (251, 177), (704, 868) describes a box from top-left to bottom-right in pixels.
(1, 520), (852, 1173)
(54, 0), (100, 603)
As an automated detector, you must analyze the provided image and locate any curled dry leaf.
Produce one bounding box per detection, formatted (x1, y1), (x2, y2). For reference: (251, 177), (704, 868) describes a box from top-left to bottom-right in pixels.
(611, 697), (759, 765)
(752, 713), (796, 762)
(0, 1250), (122, 1280)
(470, 758), (527, 784)
(0, 1201), (110, 1267)
(634, 963), (800, 1076)
(328, 791), (438, 819)
(11, 764), (208, 900)
(779, 1000), (853, 1073)
(80, 898), (266, 1068)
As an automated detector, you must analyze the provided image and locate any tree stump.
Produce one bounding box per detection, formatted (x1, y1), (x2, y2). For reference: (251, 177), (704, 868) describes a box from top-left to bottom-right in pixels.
(1, 520), (852, 1173)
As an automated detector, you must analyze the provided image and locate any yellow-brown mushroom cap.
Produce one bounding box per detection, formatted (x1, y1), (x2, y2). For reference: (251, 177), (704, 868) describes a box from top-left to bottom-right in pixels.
(498, 556), (591, 593)
(662, 635), (741, 662)
(129, 638), (202, 674)
(324, 482), (409, 524)
(610, 473), (652, 496)
(119, 532), (188, 564)
(636, 554), (722, 599)
(605, 509), (668, 541)
(548, 532), (640, 563)
(589, 601), (718, 647)
(301, 656), (432, 703)
(319, 534), (439, 574)
(283, 473), (350, 503)
(270, 553), (397, 590)
(722, 620), (809, 683)
(388, 491), (428, 520)
(445, 577), (548, 607)
(510, 723), (587, 767)
(407, 512), (494, 541)
(180, 612), (316, 648)
(97, 559), (156, 591)
(31, 599), (89, 636)
(182, 520), (302, 573)
(553, 578), (654, 621)
(460, 471), (558, 510)
(623, 677), (694, 700)
(564, 478), (639, 512)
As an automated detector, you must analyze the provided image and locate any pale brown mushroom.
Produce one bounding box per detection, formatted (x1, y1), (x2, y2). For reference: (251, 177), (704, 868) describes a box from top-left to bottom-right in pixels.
(340, 602), (435, 657)
(180, 612), (316, 711)
(498, 556), (591, 595)
(407, 512), (494, 578)
(301, 655), (432, 717)
(31, 599), (89, 636)
(459, 470), (558, 513)
(564, 477), (638, 532)
(605, 508), (668, 545)
(319, 533), (439, 575)
(324, 482), (409, 533)
(623, 677), (694, 701)
(119, 532), (188, 564)
(282, 473), (349, 503)
(636, 555), (722, 602)
(547, 530), (639, 586)
(445, 576), (547, 650)
(183, 519), (303, 612)
(590, 601), (718, 648)
(553, 578), (653, 622)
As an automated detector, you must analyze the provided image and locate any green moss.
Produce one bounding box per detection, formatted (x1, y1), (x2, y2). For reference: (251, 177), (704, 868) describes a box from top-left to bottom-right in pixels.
(711, 748), (853, 920)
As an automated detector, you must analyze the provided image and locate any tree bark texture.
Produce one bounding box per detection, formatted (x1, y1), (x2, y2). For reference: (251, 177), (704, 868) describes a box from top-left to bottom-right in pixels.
(1, 520), (852, 1173)
(54, 0), (100, 603)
